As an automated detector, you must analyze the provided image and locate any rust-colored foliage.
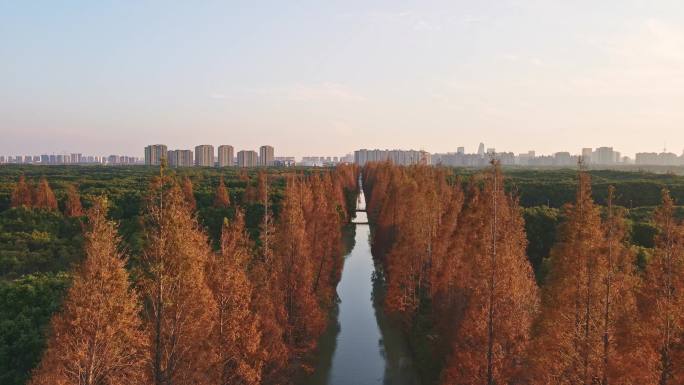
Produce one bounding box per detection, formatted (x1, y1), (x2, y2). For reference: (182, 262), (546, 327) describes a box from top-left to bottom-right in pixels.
(214, 176), (230, 208)
(33, 177), (58, 211)
(364, 162), (538, 384)
(257, 171), (268, 205)
(23, 165), (359, 385)
(441, 163), (538, 385)
(596, 187), (643, 384)
(250, 221), (289, 383)
(29, 198), (147, 385)
(250, 169), (351, 381)
(250, 173), (289, 383)
(11, 175), (33, 208)
(182, 176), (196, 211)
(63, 184), (84, 217)
(141, 177), (218, 385)
(528, 172), (640, 385)
(305, 174), (344, 310)
(206, 210), (263, 385)
(277, 177), (325, 358)
(639, 189), (684, 384)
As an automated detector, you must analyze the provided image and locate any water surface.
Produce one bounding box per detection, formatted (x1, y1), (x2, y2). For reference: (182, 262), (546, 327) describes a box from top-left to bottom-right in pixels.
(304, 184), (420, 385)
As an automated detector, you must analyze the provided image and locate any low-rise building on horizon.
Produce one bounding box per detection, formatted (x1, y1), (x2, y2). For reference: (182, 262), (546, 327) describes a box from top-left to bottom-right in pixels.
(354, 149), (431, 166)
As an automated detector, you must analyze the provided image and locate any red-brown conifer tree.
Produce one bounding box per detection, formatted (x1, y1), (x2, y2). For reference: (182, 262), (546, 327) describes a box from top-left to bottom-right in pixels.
(29, 198), (147, 385)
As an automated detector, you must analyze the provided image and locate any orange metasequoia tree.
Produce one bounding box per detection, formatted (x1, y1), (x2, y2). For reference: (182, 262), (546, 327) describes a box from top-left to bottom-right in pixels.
(382, 171), (425, 323)
(63, 184), (84, 217)
(305, 174), (343, 311)
(11, 175), (33, 208)
(529, 170), (618, 385)
(33, 177), (58, 210)
(276, 177), (324, 363)
(429, 177), (466, 354)
(214, 176), (230, 208)
(639, 189), (684, 384)
(595, 186), (642, 384)
(441, 162), (539, 385)
(206, 210), (263, 385)
(182, 176), (196, 211)
(140, 174), (217, 385)
(257, 171), (269, 205)
(250, 174), (289, 383)
(29, 198), (147, 385)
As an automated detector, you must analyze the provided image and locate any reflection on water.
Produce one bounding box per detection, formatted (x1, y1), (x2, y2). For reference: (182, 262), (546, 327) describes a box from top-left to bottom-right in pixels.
(304, 184), (420, 385)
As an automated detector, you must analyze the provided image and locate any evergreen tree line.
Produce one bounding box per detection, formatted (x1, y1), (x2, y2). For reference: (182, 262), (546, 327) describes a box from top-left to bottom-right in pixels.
(23, 164), (358, 385)
(363, 161), (684, 385)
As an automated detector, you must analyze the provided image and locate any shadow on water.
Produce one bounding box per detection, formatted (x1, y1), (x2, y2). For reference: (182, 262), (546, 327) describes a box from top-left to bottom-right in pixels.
(371, 265), (421, 385)
(301, 226), (356, 385)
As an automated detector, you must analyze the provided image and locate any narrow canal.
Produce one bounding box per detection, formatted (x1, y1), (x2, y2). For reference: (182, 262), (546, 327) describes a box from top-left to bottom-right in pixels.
(305, 179), (420, 385)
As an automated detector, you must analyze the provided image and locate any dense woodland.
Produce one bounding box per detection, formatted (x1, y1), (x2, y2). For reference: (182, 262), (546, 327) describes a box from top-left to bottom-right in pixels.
(1, 164), (684, 384)
(364, 161), (684, 385)
(0, 165), (357, 385)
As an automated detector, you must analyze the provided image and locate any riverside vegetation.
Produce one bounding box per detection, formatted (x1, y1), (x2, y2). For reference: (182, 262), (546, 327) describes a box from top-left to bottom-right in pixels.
(364, 161), (684, 384)
(0, 165), (358, 385)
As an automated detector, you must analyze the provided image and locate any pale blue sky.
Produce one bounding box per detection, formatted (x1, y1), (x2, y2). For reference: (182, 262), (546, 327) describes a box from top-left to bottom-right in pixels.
(2, 1), (684, 158)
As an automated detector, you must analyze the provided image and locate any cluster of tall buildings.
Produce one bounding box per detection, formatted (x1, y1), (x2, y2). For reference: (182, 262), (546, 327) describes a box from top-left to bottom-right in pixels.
(144, 144), (277, 168)
(355, 144), (684, 168)
(0, 153), (140, 165)
(353, 149), (431, 166)
(432, 145), (630, 167)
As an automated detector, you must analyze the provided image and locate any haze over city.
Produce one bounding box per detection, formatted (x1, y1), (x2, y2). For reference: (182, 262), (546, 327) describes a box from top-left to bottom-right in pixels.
(3, 1), (684, 158)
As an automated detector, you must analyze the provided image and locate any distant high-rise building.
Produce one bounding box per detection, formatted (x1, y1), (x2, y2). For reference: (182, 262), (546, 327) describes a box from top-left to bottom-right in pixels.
(237, 150), (258, 167)
(457, 147), (465, 154)
(259, 145), (274, 166)
(517, 151), (536, 166)
(596, 147), (615, 165)
(477, 143), (485, 157)
(194, 145), (214, 167)
(145, 144), (168, 165)
(168, 149), (193, 167)
(581, 148), (593, 164)
(554, 152), (573, 166)
(217, 145), (234, 167)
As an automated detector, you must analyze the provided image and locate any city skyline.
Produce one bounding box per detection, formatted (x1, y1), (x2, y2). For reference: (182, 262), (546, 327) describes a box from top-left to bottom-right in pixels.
(6, 142), (684, 167)
(3, 1), (684, 157)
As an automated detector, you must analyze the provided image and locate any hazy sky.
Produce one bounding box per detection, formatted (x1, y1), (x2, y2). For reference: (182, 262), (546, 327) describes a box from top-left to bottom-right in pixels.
(2, 1), (684, 158)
